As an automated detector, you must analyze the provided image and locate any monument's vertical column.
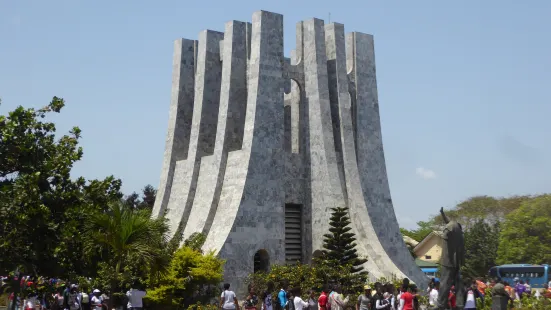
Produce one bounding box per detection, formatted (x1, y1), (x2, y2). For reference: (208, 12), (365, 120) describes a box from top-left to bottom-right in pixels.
(302, 19), (347, 253)
(202, 10), (285, 297)
(349, 32), (427, 285)
(182, 20), (248, 240)
(163, 30), (224, 236)
(152, 39), (197, 218)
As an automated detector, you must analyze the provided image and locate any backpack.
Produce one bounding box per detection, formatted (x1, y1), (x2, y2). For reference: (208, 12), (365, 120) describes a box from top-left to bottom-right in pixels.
(326, 293), (332, 310)
(288, 297), (295, 310)
(81, 293), (89, 304)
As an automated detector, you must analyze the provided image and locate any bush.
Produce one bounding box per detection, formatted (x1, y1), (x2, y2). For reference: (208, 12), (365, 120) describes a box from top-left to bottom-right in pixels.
(144, 246), (224, 310)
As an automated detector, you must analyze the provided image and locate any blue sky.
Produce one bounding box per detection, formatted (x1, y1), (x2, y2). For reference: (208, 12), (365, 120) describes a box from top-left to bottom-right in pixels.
(2, 1), (550, 229)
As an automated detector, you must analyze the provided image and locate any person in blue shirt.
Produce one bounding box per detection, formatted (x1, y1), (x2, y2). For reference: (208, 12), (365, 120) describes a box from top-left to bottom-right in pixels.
(278, 282), (289, 309)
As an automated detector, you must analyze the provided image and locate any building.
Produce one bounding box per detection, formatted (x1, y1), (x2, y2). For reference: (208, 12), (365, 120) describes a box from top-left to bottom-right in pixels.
(152, 10), (428, 294)
(413, 231), (444, 263)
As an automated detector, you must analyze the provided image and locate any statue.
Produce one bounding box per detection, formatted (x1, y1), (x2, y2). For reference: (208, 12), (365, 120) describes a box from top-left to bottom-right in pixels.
(437, 208), (465, 310)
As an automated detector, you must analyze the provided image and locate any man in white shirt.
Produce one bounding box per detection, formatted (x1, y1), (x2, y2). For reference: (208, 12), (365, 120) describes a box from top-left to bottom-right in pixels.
(91, 289), (103, 310)
(428, 282), (439, 309)
(126, 287), (146, 310)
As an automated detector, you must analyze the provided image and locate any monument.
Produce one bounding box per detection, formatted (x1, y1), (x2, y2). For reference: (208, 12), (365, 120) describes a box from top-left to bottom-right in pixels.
(152, 10), (428, 293)
(437, 207), (465, 309)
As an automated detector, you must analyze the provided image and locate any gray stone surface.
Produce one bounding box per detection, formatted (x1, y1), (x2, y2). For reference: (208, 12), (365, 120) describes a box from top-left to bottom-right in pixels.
(153, 10), (428, 296)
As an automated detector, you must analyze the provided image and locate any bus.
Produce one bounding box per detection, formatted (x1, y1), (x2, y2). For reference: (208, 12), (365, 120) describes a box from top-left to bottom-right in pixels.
(489, 264), (550, 289)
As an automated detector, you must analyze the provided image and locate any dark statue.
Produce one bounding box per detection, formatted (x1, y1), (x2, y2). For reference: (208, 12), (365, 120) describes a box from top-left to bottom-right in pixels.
(437, 207), (465, 310)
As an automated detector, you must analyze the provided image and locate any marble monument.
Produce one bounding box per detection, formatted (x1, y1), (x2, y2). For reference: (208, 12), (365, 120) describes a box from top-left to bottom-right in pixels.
(152, 10), (427, 293)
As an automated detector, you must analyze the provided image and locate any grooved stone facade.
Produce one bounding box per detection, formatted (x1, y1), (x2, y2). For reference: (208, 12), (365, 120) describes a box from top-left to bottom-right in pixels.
(152, 10), (427, 294)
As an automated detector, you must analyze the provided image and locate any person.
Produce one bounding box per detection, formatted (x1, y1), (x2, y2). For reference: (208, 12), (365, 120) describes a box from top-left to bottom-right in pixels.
(262, 283), (274, 310)
(220, 283), (239, 310)
(524, 279), (532, 296)
(318, 288), (329, 310)
(90, 290), (103, 310)
(448, 286), (457, 310)
(126, 286), (146, 310)
(375, 293), (391, 310)
(244, 286), (259, 310)
(356, 285), (372, 310)
(371, 286), (383, 310)
(24, 292), (40, 310)
(329, 286), (348, 310)
(514, 279), (526, 300)
(428, 282), (438, 309)
(67, 285), (80, 310)
(475, 278), (486, 302)
(307, 290), (318, 310)
(464, 284), (477, 310)
(278, 283), (289, 310)
(80, 288), (91, 310)
(398, 285), (414, 310)
(292, 288), (308, 310)
(54, 288), (65, 310)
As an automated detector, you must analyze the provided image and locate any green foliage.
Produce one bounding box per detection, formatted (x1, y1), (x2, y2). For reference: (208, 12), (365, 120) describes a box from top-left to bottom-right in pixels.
(83, 200), (170, 292)
(246, 259), (367, 301)
(461, 220), (500, 279)
(322, 207), (367, 273)
(432, 195), (531, 229)
(400, 220), (435, 242)
(144, 245), (225, 310)
(184, 232), (207, 252)
(0, 97), (122, 277)
(497, 195), (551, 265)
(123, 185), (157, 211)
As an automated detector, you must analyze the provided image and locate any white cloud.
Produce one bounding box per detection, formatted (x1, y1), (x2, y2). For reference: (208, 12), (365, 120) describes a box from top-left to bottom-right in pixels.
(415, 167), (436, 180)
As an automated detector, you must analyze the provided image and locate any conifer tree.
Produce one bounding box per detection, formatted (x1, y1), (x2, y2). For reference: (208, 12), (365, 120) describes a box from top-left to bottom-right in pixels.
(322, 207), (367, 273)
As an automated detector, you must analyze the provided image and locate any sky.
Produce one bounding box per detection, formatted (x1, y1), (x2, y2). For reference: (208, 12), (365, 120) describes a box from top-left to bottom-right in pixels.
(2, 1), (551, 229)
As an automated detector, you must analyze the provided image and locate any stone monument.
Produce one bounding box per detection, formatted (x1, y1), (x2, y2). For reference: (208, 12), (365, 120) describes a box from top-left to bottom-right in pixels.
(152, 10), (427, 294)
(437, 207), (465, 309)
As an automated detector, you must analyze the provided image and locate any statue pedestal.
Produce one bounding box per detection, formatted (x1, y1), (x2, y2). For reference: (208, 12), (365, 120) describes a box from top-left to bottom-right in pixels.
(491, 296), (508, 310)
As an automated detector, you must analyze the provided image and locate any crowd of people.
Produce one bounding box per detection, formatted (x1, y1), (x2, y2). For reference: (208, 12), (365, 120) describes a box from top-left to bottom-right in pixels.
(2, 276), (146, 310)
(220, 279), (424, 310)
(219, 276), (551, 310)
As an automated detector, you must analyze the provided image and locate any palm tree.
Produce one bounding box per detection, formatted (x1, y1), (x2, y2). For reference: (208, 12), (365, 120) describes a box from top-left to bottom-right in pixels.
(83, 201), (170, 292)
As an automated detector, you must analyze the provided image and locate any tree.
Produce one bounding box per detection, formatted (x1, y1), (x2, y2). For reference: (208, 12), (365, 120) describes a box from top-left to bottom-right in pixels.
(83, 200), (170, 292)
(124, 185), (157, 211)
(461, 220), (500, 279)
(322, 207), (367, 273)
(496, 195), (551, 265)
(400, 220), (435, 242)
(144, 246), (225, 310)
(0, 97), (122, 277)
(432, 195), (531, 229)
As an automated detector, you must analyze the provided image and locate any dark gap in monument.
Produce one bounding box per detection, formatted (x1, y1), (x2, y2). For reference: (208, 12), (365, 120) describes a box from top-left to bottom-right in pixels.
(284, 104), (292, 152)
(285, 203), (303, 264)
(326, 59), (343, 155)
(349, 91), (358, 160)
(253, 249), (270, 273)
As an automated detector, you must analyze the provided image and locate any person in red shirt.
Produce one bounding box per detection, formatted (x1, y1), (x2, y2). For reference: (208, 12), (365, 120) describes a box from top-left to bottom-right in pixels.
(448, 286), (457, 310)
(399, 285), (414, 310)
(318, 288), (329, 310)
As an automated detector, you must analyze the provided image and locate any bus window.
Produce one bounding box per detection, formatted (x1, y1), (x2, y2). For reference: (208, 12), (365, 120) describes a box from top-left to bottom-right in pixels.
(489, 268), (498, 278)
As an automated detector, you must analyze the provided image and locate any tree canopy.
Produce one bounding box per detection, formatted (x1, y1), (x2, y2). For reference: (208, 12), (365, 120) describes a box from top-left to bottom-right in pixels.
(496, 195), (551, 265)
(0, 97), (122, 277)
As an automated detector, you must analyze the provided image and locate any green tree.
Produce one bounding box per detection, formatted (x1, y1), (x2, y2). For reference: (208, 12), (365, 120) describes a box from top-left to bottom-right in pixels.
(496, 195), (551, 265)
(461, 220), (500, 279)
(322, 207), (367, 273)
(124, 185), (157, 211)
(0, 97), (122, 277)
(83, 200), (170, 292)
(145, 246), (225, 310)
(432, 196), (531, 229)
(400, 220), (435, 242)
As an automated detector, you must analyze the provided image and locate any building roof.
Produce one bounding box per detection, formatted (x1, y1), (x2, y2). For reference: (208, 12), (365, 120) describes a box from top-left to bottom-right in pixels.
(413, 231), (443, 253)
(415, 258), (439, 268)
(403, 235), (419, 247)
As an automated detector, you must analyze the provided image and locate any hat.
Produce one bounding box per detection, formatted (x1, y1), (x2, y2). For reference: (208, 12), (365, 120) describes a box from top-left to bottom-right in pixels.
(93, 289), (100, 294)
(364, 285), (372, 290)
